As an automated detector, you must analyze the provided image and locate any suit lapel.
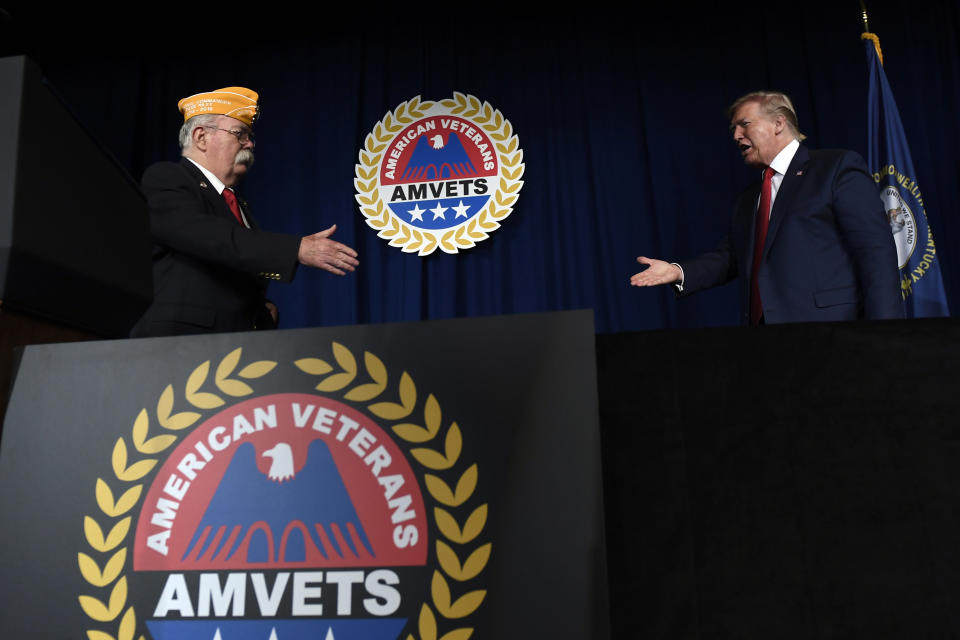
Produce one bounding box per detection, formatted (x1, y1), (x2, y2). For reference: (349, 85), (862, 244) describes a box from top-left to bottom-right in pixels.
(736, 182), (762, 281)
(761, 144), (809, 261)
(179, 158), (238, 223)
(236, 195), (257, 229)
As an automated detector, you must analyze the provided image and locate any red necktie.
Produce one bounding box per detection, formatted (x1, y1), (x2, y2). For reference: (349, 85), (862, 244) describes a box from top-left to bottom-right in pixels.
(750, 166), (776, 325)
(222, 188), (245, 226)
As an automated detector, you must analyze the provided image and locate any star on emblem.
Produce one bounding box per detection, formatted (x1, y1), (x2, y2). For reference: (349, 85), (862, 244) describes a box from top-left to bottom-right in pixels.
(430, 202), (448, 220)
(211, 625), (308, 639)
(452, 200), (470, 219)
(408, 204), (425, 222)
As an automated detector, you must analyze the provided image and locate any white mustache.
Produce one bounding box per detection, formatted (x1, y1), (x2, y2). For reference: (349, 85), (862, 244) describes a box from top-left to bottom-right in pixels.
(235, 149), (255, 168)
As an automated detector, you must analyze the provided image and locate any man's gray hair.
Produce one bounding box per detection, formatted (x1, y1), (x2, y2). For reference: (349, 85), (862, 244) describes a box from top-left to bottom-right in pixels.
(728, 91), (808, 141)
(179, 114), (220, 151)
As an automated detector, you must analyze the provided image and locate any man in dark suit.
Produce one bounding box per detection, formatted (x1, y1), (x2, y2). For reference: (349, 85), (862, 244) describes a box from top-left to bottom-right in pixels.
(130, 87), (359, 337)
(630, 91), (903, 324)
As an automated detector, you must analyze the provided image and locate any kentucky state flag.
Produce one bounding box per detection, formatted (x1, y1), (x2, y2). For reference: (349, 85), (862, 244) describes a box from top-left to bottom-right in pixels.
(864, 33), (950, 317)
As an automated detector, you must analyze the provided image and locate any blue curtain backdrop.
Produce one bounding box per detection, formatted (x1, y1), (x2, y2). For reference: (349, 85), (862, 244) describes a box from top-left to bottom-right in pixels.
(5, 0), (958, 333)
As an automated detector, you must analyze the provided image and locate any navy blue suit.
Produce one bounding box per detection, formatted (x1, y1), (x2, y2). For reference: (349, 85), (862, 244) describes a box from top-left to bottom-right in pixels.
(679, 145), (903, 324)
(130, 158), (302, 337)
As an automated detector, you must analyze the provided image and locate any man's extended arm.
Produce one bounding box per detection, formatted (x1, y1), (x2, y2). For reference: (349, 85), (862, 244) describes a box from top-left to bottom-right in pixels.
(144, 162), (302, 281)
(145, 161), (358, 280)
(632, 229), (740, 295)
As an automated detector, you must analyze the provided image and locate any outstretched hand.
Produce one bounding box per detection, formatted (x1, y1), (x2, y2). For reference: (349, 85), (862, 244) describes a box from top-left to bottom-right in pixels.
(630, 256), (682, 287)
(299, 224), (359, 275)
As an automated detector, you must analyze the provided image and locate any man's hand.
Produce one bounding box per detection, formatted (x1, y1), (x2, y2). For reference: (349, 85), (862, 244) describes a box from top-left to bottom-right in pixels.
(630, 256), (682, 287)
(299, 224), (359, 275)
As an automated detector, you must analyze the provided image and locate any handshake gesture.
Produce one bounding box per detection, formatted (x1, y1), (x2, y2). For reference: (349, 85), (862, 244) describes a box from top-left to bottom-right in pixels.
(299, 224), (360, 276)
(629, 257), (682, 288)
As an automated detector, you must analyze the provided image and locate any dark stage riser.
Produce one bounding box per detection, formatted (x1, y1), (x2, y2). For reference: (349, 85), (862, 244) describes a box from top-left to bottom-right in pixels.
(598, 318), (960, 638)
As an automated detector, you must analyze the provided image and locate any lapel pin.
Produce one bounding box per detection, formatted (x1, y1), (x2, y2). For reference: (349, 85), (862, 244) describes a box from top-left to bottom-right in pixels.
(200, 181), (208, 189)
(796, 170), (804, 176)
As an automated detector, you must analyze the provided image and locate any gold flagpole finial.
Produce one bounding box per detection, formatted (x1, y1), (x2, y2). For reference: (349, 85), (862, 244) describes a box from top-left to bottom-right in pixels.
(860, 0), (870, 32)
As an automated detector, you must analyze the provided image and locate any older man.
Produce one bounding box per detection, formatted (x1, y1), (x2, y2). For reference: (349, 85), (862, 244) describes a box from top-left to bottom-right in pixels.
(131, 87), (358, 337)
(631, 91), (903, 324)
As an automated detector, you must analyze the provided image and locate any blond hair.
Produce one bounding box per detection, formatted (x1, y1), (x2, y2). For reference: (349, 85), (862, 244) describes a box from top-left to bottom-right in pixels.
(728, 91), (807, 141)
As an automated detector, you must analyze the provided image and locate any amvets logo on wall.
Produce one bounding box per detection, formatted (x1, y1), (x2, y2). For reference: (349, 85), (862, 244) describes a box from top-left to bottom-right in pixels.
(78, 346), (490, 640)
(355, 93), (524, 255)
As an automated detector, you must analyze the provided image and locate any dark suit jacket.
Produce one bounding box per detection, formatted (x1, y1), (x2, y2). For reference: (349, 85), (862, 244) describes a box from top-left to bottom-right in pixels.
(130, 158), (302, 337)
(679, 145), (903, 324)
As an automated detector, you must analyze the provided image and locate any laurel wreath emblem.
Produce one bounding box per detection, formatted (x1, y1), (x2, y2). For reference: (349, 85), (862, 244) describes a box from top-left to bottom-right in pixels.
(354, 92), (524, 256)
(79, 345), (488, 640)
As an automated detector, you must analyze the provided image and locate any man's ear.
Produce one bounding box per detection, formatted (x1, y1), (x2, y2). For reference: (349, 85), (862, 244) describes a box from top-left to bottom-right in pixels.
(192, 125), (208, 151)
(774, 115), (787, 135)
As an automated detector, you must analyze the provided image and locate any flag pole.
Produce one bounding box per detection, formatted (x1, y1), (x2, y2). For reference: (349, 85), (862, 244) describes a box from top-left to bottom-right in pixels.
(860, 5), (951, 316)
(859, 1), (883, 66)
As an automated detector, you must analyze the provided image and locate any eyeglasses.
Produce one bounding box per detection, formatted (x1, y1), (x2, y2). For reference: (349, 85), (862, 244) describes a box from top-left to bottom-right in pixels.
(203, 126), (255, 145)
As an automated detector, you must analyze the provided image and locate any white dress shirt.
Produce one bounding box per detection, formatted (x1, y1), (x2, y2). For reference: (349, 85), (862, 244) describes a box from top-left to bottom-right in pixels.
(762, 137), (800, 218)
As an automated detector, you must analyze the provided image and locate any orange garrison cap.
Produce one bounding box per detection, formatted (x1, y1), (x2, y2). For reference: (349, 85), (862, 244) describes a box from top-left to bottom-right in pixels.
(177, 87), (260, 126)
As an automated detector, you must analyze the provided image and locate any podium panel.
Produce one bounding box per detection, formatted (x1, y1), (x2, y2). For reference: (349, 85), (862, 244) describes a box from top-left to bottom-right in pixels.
(0, 310), (608, 639)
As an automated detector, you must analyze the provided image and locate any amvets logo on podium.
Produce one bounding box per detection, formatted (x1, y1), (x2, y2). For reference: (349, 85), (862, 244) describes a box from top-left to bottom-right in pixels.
(78, 346), (490, 640)
(355, 93), (524, 255)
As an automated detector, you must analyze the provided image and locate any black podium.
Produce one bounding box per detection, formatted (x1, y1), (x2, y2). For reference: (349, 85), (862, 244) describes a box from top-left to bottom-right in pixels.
(0, 310), (608, 640)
